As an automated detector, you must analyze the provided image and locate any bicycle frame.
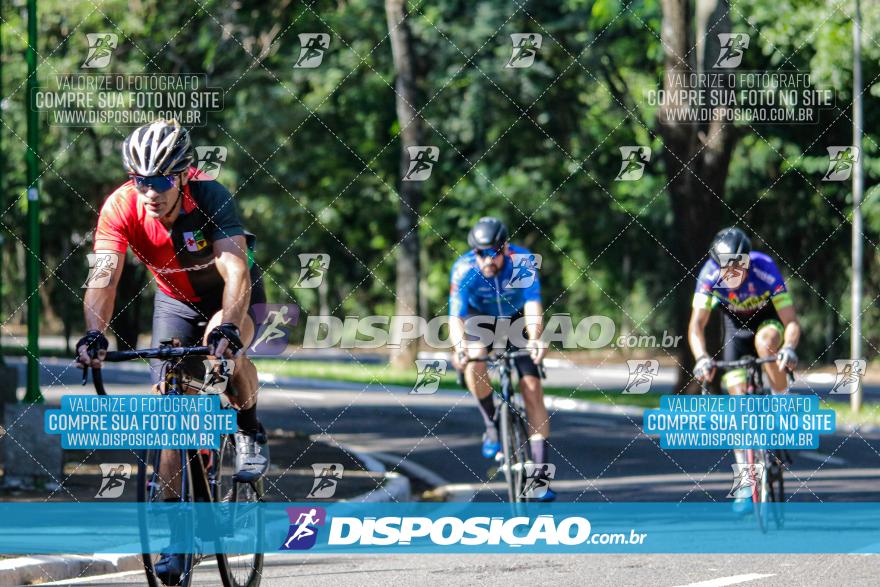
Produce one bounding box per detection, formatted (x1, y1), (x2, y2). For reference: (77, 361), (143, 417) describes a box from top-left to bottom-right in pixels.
(461, 350), (545, 502)
(83, 342), (264, 587)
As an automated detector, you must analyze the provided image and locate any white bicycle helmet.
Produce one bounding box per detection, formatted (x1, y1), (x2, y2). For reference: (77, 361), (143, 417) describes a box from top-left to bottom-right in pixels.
(122, 119), (193, 176)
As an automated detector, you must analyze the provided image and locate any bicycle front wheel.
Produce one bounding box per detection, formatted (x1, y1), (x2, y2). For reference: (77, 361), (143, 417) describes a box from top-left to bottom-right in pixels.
(215, 434), (265, 587)
(137, 448), (198, 587)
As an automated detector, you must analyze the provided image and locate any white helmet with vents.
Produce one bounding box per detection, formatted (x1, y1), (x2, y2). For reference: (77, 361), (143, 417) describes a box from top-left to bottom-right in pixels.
(121, 119), (193, 176)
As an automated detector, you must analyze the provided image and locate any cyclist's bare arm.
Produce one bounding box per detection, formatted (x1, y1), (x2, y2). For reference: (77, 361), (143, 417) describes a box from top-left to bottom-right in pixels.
(688, 306), (715, 381)
(79, 251), (125, 366)
(777, 305), (801, 350)
(449, 315), (466, 366)
(523, 300), (546, 363)
(688, 306), (711, 359)
(213, 235), (251, 356)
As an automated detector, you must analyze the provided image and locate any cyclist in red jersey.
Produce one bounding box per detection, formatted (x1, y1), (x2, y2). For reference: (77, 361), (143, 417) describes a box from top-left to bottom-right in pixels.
(75, 119), (269, 584)
(74, 120), (268, 477)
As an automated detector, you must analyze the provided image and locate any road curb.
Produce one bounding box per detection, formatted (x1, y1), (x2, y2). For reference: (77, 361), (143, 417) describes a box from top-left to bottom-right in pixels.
(0, 446), (407, 586)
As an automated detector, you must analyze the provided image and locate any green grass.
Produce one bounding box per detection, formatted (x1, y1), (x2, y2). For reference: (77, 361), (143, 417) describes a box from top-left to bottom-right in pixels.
(253, 359), (660, 408)
(253, 359), (880, 426)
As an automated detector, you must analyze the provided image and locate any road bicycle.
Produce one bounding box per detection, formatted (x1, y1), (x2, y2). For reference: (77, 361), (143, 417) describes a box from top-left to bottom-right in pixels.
(84, 340), (265, 587)
(459, 350), (547, 503)
(701, 354), (792, 533)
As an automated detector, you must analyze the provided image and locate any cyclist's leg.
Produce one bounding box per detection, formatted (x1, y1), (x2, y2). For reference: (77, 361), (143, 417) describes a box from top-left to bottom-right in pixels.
(150, 291), (208, 499)
(755, 319), (787, 393)
(461, 314), (497, 456)
(721, 313), (752, 480)
(514, 356), (548, 463)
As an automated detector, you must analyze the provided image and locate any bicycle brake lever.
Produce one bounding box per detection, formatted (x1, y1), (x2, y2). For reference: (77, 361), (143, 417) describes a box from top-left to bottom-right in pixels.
(456, 370), (466, 388)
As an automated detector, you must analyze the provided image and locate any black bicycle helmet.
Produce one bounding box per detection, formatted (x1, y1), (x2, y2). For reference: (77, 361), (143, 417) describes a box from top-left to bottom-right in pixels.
(467, 217), (509, 250)
(709, 227), (751, 265)
(122, 119), (193, 176)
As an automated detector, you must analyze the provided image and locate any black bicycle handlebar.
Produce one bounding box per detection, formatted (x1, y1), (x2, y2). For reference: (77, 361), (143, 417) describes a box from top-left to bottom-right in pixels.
(82, 345), (214, 396)
(710, 355), (779, 369)
(455, 350), (547, 387)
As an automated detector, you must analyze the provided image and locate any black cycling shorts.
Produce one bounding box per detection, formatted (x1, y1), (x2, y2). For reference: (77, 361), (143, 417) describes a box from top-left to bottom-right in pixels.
(720, 302), (784, 363)
(463, 310), (540, 379)
(149, 265), (266, 384)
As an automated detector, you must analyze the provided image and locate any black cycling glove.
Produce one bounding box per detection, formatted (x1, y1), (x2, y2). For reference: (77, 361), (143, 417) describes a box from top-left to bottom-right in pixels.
(76, 330), (109, 359)
(207, 322), (243, 355)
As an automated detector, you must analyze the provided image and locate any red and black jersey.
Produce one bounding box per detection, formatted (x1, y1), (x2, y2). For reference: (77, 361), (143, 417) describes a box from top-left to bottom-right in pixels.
(94, 167), (254, 303)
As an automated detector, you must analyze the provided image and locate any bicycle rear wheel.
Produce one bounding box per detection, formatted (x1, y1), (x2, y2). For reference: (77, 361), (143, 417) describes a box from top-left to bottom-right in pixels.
(215, 434), (265, 587)
(138, 448), (197, 587)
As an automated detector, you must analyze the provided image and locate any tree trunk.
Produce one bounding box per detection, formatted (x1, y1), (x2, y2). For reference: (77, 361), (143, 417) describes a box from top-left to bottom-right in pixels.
(386, 0), (423, 369)
(659, 0), (739, 391)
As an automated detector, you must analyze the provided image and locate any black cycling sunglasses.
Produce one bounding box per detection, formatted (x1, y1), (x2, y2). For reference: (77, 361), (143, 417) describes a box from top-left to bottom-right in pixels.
(474, 246), (503, 259)
(131, 174), (176, 192)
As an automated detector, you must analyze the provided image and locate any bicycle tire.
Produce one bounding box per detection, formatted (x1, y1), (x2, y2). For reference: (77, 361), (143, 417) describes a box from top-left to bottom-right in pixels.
(215, 434), (265, 587)
(747, 448), (768, 534)
(498, 400), (520, 503)
(138, 448), (197, 587)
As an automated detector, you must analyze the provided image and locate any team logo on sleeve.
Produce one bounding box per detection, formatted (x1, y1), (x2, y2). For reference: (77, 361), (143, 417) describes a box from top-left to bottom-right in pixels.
(506, 254), (541, 289)
(183, 230), (208, 252)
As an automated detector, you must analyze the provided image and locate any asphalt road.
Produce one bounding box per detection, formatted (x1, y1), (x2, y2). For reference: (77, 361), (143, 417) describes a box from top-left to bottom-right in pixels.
(11, 359), (880, 586)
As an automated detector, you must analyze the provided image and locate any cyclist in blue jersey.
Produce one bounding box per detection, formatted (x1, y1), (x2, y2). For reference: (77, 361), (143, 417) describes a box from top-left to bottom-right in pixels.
(688, 227), (801, 507)
(449, 217), (553, 500)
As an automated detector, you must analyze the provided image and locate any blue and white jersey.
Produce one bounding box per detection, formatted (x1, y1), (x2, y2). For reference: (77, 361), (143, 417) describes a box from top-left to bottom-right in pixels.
(449, 244), (542, 318)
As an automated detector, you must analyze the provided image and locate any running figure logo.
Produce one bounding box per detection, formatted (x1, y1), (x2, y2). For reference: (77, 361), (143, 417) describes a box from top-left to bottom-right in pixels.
(294, 33), (330, 69)
(95, 463), (131, 499)
(403, 146), (439, 181)
(194, 146), (228, 180)
(830, 359), (867, 395)
(713, 33), (750, 68)
(615, 146), (651, 181)
(624, 359), (659, 394)
(280, 506), (327, 550)
(728, 463), (763, 498)
(521, 463), (556, 499)
(307, 464), (344, 498)
(82, 252), (119, 289)
(506, 254), (542, 289)
(250, 303), (300, 355)
(506, 33), (543, 68)
(82, 33), (118, 69)
(201, 358), (234, 394)
(294, 253), (330, 288)
(713, 252), (750, 289)
(412, 359), (447, 395)
(823, 146), (859, 182)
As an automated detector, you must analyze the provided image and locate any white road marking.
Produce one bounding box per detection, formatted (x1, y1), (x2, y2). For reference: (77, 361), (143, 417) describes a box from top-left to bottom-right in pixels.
(672, 573), (775, 587)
